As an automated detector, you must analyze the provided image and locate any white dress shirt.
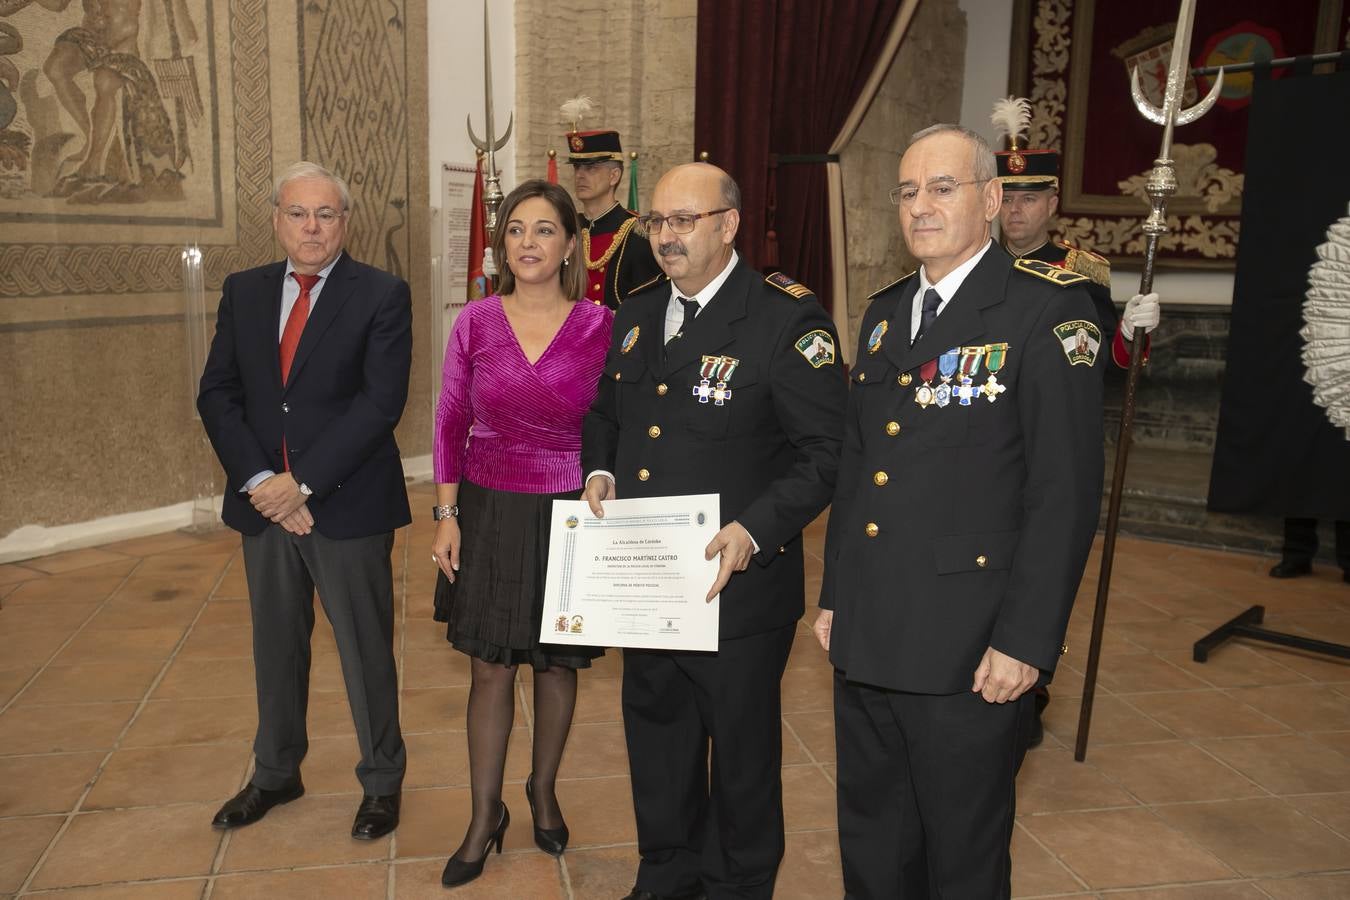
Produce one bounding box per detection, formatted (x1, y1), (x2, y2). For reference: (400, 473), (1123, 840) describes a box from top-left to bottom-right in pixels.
(910, 239), (993, 342)
(663, 250), (739, 342)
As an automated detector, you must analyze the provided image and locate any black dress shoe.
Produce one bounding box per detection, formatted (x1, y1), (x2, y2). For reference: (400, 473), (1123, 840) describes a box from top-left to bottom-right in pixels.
(211, 779), (304, 829)
(526, 772), (569, 856)
(351, 792), (400, 840)
(620, 889), (705, 900)
(1269, 560), (1313, 578)
(442, 802), (509, 887)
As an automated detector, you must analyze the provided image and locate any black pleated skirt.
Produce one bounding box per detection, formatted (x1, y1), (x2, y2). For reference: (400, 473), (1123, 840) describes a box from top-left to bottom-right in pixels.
(433, 479), (604, 670)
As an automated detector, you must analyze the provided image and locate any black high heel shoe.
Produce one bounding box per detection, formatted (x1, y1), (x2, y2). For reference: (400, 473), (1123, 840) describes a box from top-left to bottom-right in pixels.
(525, 773), (569, 857)
(440, 802), (509, 888)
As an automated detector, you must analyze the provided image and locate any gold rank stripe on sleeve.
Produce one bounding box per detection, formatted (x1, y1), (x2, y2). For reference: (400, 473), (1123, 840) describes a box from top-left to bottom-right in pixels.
(867, 270), (917, 299)
(1060, 244), (1111, 288)
(1012, 258), (1090, 287)
(765, 272), (814, 300)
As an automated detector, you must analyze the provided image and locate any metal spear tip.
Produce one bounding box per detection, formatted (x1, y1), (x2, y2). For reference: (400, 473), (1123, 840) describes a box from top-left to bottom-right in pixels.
(1130, 65), (1225, 126)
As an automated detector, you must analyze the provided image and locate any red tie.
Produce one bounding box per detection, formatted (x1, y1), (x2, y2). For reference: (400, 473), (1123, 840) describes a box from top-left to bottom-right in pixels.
(280, 272), (319, 385)
(280, 272), (318, 472)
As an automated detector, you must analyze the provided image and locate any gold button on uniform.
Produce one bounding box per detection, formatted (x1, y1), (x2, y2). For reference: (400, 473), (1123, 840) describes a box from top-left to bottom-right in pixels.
(1060, 643), (1069, 655)
(648, 426), (661, 438)
(638, 468), (650, 481)
(865, 522), (879, 538)
(885, 421), (900, 436)
(657, 383), (668, 396)
(976, 555), (988, 568)
(873, 471), (889, 486)
(615, 372), (622, 381)
(858, 372), (867, 382)
(899, 373), (912, 386)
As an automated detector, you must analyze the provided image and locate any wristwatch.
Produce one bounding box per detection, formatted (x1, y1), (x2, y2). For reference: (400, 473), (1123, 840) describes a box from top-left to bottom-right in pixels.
(299, 483), (313, 497)
(432, 504), (459, 521)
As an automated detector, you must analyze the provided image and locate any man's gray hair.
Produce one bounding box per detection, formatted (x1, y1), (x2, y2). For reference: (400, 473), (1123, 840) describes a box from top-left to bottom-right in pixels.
(908, 124), (997, 183)
(272, 161), (353, 211)
(719, 171), (742, 213)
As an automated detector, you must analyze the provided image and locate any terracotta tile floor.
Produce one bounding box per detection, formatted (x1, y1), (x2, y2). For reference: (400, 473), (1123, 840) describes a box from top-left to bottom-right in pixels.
(2, 484), (1349, 898)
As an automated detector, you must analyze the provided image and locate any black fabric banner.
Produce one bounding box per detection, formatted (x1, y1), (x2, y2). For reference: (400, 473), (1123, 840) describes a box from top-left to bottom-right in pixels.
(1208, 70), (1350, 517)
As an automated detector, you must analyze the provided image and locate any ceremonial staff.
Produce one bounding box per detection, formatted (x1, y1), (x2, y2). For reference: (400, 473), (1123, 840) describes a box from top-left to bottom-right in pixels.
(1073, 0), (1224, 761)
(467, 0), (513, 282)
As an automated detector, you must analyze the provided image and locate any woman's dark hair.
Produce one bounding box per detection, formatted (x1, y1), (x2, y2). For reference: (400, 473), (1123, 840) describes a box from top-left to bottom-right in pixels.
(492, 179), (585, 300)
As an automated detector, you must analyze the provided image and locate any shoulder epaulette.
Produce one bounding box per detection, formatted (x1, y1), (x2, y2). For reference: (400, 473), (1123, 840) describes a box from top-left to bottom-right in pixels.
(1056, 242), (1111, 288)
(625, 272), (667, 297)
(867, 270), (917, 299)
(1013, 257), (1089, 287)
(765, 271), (814, 300)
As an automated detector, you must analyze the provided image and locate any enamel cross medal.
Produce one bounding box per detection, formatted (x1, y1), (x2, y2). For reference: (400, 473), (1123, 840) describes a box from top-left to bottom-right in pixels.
(981, 343), (1009, 402)
(954, 345), (985, 406)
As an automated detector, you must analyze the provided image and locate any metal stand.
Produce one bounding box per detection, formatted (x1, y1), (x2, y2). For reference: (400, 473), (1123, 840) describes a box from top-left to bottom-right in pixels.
(1192, 605), (1350, 663)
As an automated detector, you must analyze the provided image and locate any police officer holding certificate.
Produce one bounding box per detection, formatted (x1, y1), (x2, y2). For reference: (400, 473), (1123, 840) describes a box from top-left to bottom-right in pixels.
(814, 125), (1105, 897)
(582, 162), (846, 900)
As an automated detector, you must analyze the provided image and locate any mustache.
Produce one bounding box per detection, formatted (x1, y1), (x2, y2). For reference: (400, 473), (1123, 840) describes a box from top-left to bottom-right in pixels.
(658, 241), (687, 257)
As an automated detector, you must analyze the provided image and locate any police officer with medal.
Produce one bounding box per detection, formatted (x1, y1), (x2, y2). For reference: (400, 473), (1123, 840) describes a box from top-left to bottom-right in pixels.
(812, 124), (1105, 898)
(991, 97), (1161, 747)
(582, 162), (846, 900)
(564, 107), (661, 309)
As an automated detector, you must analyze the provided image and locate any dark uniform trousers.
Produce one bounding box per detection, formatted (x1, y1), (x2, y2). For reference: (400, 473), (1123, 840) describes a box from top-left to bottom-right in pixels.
(241, 525), (406, 796)
(822, 244), (1104, 899)
(583, 259), (847, 899)
(834, 672), (1033, 899)
(625, 623), (796, 898)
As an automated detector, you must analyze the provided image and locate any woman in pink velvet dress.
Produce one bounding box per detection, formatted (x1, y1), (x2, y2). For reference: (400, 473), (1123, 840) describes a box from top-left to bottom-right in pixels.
(430, 180), (613, 887)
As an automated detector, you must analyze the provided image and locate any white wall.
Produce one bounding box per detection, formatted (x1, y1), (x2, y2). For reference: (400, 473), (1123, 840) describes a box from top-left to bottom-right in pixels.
(427, 0), (517, 208)
(956, 0), (1233, 305)
(957, 0), (1014, 146)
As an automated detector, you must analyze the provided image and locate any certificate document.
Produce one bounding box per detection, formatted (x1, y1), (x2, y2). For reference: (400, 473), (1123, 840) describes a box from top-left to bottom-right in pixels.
(540, 494), (721, 651)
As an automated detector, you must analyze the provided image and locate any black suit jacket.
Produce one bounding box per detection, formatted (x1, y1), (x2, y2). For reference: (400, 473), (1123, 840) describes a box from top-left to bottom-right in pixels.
(197, 252), (413, 539)
(821, 244), (1104, 694)
(582, 259), (847, 639)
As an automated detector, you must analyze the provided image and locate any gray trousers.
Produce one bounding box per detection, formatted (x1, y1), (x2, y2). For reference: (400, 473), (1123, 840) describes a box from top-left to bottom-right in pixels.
(241, 525), (405, 795)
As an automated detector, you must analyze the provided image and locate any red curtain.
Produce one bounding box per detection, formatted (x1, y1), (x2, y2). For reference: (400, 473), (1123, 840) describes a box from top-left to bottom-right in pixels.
(695, 0), (904, 314)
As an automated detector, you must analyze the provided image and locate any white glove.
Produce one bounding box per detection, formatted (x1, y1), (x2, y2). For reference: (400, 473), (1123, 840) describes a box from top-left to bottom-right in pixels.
(1121, 292), (1160, 339)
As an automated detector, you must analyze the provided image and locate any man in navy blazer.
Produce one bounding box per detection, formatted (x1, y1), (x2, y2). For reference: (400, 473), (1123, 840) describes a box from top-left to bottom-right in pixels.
(197, 161), (412, 839)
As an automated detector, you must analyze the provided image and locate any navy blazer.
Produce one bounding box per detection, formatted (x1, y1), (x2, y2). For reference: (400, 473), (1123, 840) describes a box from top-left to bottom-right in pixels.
(197, 252), (413, 539)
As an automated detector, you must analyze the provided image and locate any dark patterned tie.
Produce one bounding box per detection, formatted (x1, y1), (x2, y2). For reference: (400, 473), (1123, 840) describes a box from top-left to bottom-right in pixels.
(913, 287), (942, 346)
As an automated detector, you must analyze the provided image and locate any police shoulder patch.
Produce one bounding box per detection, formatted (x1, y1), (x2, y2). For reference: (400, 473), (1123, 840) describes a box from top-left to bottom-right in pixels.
(766, 272), (814, 300)
(1052, 320), (1102, 367)
(795, 329), (836, 368)
(1014, 258), (1089, 287)
(868, 270), (917, 299)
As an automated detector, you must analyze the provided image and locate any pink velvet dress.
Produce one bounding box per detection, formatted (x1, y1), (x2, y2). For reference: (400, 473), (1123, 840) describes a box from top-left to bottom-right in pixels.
(431, 295), (613, 667)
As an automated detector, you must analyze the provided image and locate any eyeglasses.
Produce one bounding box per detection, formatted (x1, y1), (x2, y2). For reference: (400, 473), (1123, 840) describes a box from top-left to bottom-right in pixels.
(280, 206), (346, 227)
(889, 179), (990, 207)
(636, 208), (732, 237)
